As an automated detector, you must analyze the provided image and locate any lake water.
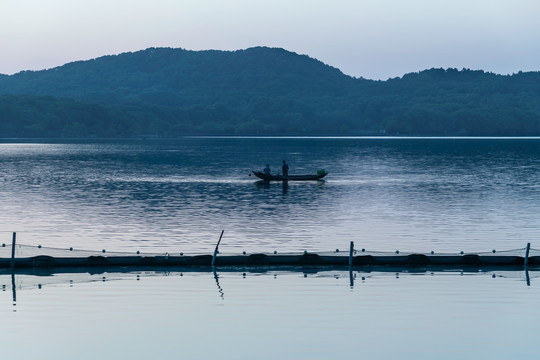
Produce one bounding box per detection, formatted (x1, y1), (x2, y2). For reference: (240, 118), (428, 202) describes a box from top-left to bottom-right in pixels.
(1, 137), (539, 359)
(0, 137), (539, 254)
(1, 270), (538, 360)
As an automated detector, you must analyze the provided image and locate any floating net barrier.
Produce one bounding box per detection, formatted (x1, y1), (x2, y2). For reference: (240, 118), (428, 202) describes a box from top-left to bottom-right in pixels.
(0, 240), (538, 270)
(0, 243), (536, 258)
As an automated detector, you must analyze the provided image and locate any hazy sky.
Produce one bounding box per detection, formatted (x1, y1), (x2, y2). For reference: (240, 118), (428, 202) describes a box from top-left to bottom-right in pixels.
(1, 0), (539, 79)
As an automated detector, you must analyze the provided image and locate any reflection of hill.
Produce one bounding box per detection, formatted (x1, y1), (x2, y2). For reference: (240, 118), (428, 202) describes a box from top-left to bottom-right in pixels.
(1, 47), (540, 137)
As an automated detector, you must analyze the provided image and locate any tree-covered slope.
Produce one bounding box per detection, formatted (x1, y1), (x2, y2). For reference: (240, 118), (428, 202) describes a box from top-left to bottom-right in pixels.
(0, 47), (357, 105)
(1, 47), (539, 137)
(352, 69), (540, 135)
(0, 94), (130, 137)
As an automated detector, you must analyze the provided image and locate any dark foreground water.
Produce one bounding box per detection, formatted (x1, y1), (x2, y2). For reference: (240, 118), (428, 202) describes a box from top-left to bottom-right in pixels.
(0, 137), (539, 254)
(1, 270), (538, 360)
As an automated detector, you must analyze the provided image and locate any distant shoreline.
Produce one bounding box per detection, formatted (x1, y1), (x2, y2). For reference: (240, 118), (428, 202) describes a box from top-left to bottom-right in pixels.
(2, 136), (540, 142)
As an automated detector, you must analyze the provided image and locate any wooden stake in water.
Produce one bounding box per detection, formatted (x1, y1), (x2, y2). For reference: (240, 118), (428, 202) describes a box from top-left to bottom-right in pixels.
(524, 242), (531, 267)
(211, 230), (225, 267)
(349, 241), (354, 268)
(349, 241), (355, 287)
(10, 232), (16, 270)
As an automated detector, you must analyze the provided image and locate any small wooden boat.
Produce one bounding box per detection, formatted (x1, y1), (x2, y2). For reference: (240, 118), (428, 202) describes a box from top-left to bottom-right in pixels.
(252, 170), (328, 181)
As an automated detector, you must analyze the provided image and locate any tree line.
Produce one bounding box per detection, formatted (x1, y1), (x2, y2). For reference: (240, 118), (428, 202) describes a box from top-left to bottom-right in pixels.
(1, 47), (539, 137)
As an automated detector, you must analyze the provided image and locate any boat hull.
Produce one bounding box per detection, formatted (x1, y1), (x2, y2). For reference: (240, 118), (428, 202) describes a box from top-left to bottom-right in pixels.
(252, 171), (327, 181)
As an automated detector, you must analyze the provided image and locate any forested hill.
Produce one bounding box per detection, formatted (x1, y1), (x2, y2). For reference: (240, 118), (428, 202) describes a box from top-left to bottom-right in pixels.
(1, 46), (540, 137)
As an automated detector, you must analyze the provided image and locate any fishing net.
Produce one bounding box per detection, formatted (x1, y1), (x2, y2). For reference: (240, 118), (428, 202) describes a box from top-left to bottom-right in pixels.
(0, 242), (536, 259)
(0, 243), (171, 259)
(0, 231), (537, 270)
(313, 245), (536, 258)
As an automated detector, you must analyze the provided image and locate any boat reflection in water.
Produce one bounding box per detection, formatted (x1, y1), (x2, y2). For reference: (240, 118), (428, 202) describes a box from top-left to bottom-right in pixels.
(252, 170), (328, 181)
(254, 179), (325, 195)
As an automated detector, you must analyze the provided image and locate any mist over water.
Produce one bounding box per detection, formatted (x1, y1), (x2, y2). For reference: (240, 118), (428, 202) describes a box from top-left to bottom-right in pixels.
(1, 137), (539, 254)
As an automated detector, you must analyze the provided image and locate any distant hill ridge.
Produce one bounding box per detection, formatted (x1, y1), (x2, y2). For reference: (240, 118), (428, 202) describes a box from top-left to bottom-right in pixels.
(0, 47), (354, 102)
(1, 46), (539, 137)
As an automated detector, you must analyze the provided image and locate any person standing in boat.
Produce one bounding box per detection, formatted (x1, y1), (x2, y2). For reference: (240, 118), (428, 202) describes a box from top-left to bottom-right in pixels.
(263, 164), (271, 175)
(282, 160), (289, 176)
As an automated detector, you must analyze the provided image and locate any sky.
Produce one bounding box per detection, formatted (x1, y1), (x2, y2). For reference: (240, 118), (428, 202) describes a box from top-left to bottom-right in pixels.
(1, 0), (539, 80)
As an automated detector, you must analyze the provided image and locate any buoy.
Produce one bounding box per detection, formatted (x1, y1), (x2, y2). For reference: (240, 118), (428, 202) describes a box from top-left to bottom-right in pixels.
(180, 252), (183, 256)
(136, 250), (140, 254)
(69, 247), (73, 251)
(336, 249), (340, 252)
(460, 251), (464, 255)
(38, 245), (42, 248)
(492, 249), (496, 253)
(361, 277), (366, 281)
(395, 250), (399, 254)
(361, 248), (365, 252)
(274, 250), (277, 254)
(102, 249), (106, 253)
(242, 251), (246, 255)
(304, 250), (307, 255)
(430, 251), (434, 254)
(248, 174), (251, 177)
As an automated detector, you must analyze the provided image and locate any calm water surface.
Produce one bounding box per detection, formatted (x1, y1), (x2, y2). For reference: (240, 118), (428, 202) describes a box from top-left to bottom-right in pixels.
(0, 270), (538, 360)
(0, 137), (539, 254)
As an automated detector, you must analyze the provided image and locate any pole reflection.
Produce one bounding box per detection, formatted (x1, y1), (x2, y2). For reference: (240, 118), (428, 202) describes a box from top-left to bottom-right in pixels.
(213, 268), (224, 300)
(11, 271), (16, 307)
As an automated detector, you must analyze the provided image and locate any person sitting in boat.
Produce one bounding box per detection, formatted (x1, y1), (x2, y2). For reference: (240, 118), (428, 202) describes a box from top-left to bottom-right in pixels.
(263, 164), (271, 175)
(282, 160), (289, 176)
